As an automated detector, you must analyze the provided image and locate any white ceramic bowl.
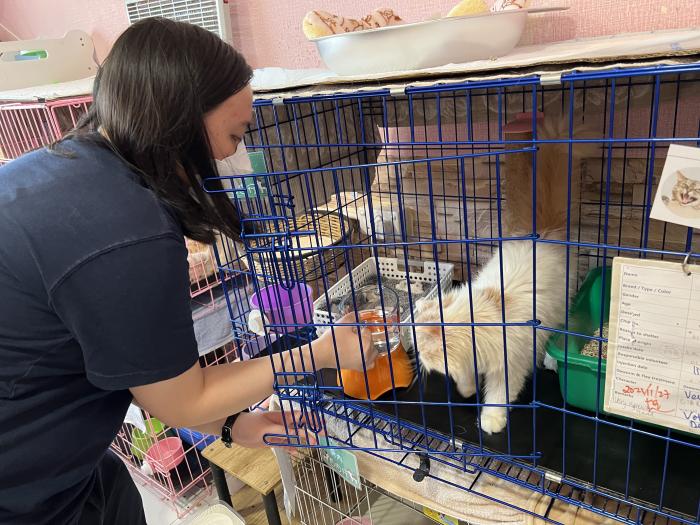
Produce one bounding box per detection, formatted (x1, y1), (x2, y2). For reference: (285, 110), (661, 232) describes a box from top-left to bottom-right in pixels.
(313, 8), (566, 76)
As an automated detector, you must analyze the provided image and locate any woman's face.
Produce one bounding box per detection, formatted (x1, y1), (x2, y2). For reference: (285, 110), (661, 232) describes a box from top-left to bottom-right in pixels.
(204, 84), (254, 161)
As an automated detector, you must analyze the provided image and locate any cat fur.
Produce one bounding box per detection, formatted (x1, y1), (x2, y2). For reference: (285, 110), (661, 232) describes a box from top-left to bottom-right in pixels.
(413, 115), (593, 434)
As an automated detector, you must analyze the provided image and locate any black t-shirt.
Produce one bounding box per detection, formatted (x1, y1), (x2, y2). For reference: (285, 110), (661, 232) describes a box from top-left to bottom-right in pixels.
(0, 138), (199, 524)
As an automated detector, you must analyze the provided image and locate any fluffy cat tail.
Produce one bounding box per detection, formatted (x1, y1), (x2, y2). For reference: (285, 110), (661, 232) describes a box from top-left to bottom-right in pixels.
(503, 112), (597, 239)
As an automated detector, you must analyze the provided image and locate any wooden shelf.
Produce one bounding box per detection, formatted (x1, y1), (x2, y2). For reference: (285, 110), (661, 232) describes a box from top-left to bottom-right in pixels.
(202, 440), (282, 496)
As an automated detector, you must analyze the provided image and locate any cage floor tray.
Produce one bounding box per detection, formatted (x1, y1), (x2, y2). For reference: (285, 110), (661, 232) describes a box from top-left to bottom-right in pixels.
(317, 369), (700, 518)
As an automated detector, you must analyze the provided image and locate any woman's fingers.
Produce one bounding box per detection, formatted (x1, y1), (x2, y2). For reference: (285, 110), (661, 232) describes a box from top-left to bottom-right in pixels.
(361, 329), (378, 369)
(265, 421), (319, 446)
(261, 409), (291, 425)
(263, 410), (322, 442)
(338, 311), (361, 324)
(263, 409), (313, 427)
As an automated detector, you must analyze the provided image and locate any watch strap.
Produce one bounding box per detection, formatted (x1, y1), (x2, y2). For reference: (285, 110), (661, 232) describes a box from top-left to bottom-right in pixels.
(221, 412), (241, 448)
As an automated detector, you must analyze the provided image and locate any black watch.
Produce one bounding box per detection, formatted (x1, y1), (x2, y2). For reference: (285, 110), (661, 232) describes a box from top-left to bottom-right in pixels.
(221, 412), (242, 448)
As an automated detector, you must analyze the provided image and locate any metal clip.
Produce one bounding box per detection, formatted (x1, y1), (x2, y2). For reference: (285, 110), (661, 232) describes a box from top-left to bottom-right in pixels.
(682, 252), (693, 276)
(544, 470), (563, 484)
(539, 73), (563, 86)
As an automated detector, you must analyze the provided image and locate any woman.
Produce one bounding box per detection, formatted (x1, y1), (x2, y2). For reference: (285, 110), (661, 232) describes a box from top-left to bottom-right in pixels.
(0, 18), (375, 525)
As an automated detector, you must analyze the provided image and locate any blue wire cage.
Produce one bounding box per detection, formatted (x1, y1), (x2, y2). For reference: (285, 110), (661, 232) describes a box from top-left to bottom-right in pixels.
(211, 63), (700, 524)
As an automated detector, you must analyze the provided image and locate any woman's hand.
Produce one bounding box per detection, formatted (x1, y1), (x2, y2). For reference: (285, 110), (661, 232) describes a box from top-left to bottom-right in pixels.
(231, 410), (320, 448)
(317, 312), (377, 371)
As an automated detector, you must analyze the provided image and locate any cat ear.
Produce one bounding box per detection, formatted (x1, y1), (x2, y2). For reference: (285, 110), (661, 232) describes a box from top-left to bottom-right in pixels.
(676, 170), (688, 182)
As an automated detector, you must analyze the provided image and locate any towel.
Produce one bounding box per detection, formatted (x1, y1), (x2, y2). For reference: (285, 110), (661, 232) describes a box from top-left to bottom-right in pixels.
(192, 293), (233, 356)
(268, 395), (298, 523)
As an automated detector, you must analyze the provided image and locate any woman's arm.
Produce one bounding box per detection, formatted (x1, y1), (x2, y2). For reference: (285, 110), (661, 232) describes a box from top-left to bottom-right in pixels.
(49, 236), (375, 432)
(186, 418), (226, 436)
(131, 341), (323, 428)
(130, 317), (375, 429)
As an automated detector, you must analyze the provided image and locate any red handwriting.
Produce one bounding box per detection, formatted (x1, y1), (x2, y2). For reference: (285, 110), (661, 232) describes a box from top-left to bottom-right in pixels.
(622, 383), (670, 399)
(622, 383), (674, 414)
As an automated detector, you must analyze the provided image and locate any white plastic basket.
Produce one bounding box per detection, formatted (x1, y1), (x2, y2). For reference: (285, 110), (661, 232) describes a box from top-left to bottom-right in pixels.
(313, 257), (454, 346)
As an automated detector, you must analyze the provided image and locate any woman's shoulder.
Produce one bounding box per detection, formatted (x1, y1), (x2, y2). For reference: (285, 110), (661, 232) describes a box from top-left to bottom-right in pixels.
(0, 137), (184, 289)
(3, 135), (177, 230)
(2, 135), (135, 191)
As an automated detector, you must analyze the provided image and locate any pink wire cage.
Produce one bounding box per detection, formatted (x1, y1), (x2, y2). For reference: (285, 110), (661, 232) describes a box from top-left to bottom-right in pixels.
(0, 96), (92, 164)
(111, 343), (240, 519)
(187, 238), (233, 309)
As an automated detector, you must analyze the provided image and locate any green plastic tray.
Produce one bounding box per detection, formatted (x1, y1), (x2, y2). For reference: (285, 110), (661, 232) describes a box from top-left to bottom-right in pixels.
(545, 266), (611, 413)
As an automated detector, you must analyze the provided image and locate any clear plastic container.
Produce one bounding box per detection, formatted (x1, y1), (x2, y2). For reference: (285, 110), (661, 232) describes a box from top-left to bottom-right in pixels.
(339, 285), (400, 354)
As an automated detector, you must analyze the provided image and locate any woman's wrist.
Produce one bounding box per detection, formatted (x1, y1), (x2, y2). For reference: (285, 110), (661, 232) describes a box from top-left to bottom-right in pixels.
(309, 331), (334, 369)
(274, 336), (332, 377)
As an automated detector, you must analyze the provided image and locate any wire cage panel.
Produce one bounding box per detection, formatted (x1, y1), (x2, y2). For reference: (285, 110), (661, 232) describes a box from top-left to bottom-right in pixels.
(225, 97), (378, 295)
(0, 104), (56, 163)
(312, 256), (454, 353)
(0, 97), (91, 164)
(286, 406), (692, 525)
(292, 448), (451, 525)
(216, 64), (700, 525)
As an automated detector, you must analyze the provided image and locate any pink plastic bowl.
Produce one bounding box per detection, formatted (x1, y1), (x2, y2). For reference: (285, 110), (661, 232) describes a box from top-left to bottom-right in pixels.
(145, 437), (185, 474)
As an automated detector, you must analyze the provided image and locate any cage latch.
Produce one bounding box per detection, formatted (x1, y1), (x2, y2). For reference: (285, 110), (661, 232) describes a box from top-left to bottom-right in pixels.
(274, 373), (321, 402)
(412, 453), (431, 482)
(270, 193), (295, 212)
(240, 215), (292, 253)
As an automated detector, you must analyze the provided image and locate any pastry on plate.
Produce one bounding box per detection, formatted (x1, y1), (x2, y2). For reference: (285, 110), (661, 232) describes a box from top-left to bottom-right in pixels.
(302, 8), (403, 39)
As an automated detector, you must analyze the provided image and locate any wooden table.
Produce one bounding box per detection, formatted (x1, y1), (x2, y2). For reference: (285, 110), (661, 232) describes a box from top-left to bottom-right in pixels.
(202, 440), (283, 525)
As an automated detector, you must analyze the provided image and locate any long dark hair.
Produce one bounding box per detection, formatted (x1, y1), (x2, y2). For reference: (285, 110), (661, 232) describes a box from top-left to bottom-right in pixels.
(62, 17), (252, 243)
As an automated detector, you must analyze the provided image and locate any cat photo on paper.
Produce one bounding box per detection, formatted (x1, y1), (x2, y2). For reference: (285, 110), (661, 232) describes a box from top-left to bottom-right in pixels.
(651, 145), (700, 230)
(660, 170), (700, 219)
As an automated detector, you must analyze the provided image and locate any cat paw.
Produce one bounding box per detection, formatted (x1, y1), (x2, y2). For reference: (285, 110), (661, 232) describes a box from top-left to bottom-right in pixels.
(456, 383), (476, 399)
(479, 409), (507, 434)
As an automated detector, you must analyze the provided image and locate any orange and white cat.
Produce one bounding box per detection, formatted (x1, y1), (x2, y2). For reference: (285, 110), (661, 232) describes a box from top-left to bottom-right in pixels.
(413, 118), (586, 434)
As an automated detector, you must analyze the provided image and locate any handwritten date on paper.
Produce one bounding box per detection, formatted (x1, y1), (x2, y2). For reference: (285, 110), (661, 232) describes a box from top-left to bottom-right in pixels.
(621, 383), (672, 414)
(604, 258), (700, 434)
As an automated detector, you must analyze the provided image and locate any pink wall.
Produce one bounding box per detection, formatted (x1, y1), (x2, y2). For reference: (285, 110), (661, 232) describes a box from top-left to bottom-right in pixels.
(0, 0), (127, 62)
(1, 0), (699, 69)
